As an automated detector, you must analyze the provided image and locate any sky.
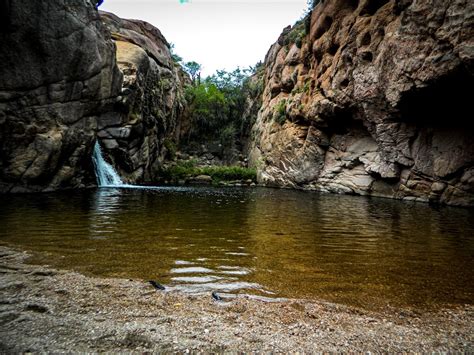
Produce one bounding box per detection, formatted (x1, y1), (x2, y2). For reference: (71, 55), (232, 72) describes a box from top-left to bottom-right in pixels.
(100, 0), (308, 77)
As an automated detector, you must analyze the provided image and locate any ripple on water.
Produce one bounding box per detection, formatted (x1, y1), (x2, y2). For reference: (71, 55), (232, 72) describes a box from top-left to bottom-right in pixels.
(167, 281), (263, 294)
(170, 276), (227, 283)
(174, 260), (194, 265)
(170, 267), (215, 274)
(0, 186), (473, 311)
(218, 269), (250, 276)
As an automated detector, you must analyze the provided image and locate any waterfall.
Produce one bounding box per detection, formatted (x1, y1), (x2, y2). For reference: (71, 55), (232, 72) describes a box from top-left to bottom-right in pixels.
(92, 141), (124, 187)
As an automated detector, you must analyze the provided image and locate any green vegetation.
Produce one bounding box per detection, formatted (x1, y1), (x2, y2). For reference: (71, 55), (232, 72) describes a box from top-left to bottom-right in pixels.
(184, 82), (226, 135)
(285, 20), (306, 48)
(163, 138), (177, 160)
(280, 0), (320, 50)
(169, 43), (183, 64)
(164, 45), (264, 166)
(184, 61), (202, 84)
(274, 99), (287, 125)
(160, 160), (257, 184)
(184, 66), (264, 157)
(291, 80), (311, 95)
(306, 0), (320, 13)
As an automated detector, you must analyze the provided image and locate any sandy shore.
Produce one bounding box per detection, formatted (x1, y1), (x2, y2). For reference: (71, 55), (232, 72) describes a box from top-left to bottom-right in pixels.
(0, 246), (472, 352)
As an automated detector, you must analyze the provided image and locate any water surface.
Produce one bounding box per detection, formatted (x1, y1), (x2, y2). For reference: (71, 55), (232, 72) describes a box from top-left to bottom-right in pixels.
(1, 187), (473, 311)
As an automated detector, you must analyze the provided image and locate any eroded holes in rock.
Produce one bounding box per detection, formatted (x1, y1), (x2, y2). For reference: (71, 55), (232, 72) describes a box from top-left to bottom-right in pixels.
(318, 63), (330, 78)
(328, 42), (340, 56)
(348, 0), (360, 10)
(360, 51), (373, 63)
(303, 52), (312, 68)
(314, 16), (333, 40)
(293, 114), (310, 126)
(270, 85), (281, 98)
(324, 107), (358, 136)
(360, 32), (371, 46)
(397, 68), (474, 129)
(314, 47), (324, 64)
(360, 0), (390, 16)
(377, 27), (385, 38)
(340, 78), (350, 88)
(393, 1), (411, 15)
(342, 53), (353, 65)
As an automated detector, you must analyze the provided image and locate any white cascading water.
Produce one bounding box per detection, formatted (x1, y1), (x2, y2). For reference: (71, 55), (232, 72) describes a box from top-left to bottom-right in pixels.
(92, 141), (124, 187)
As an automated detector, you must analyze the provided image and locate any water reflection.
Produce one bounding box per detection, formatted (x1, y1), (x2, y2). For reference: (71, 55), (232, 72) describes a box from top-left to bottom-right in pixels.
(0, 187), (473, 311)
(89, 188), (124, 240)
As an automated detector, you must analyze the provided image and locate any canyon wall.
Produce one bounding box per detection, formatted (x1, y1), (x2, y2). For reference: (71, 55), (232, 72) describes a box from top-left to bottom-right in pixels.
(0, 0), (122, 192)
(1, 0), (473, 207)
(0, 1), (191, 192)
(99, 12), (190, 183)
(249, 0), (474, 206)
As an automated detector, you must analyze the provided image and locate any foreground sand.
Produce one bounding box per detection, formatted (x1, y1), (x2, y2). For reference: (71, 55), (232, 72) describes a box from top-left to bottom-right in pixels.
(0, 246), (472, 352)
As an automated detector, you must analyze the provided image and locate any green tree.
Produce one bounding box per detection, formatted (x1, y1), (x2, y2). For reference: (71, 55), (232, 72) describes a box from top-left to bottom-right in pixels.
(307, 0), (320, 10)
(185, 82), (227, 138)
(183, 66), (263, 158)
(169, 43), (183, 64)
(184, 61), (202, 85)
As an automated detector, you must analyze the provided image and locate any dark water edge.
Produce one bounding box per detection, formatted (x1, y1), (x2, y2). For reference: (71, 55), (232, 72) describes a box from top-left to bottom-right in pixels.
(1, 186), (473, 312)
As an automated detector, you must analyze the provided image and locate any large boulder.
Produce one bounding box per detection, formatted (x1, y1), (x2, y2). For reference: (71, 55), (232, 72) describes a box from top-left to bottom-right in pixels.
(249, 0), (474, 206)
(0, 0), (122, 192)
(98, 12), (190, 183)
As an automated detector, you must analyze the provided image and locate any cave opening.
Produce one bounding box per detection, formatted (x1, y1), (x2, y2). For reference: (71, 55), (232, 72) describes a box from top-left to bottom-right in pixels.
(397, 68), (474, 129)
(0, 0), (11, 33)
(360, 0), (390, 16)
(323, 106), (363, 136)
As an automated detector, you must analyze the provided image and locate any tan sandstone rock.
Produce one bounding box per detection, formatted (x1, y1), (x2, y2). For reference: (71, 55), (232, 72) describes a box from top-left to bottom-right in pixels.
(98, 12), (190, 184)
(249, 0), (474, 206)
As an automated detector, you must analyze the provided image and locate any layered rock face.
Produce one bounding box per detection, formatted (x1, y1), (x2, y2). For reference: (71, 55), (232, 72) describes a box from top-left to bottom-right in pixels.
(99, 12), (189, 183)
(249, 0), (474, 206)
(0, 0), (122, 192)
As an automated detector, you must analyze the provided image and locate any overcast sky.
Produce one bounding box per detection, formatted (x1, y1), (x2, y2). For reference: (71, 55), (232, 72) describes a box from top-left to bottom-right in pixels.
(100, 0), (308, 76)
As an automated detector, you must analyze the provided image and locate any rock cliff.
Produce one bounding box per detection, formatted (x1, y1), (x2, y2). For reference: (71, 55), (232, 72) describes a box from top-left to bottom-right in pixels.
(99, 12), (190, 183)
(249, 0), (474, 206)
(0, 2), (191, 192)
(0, 0), (122, 192)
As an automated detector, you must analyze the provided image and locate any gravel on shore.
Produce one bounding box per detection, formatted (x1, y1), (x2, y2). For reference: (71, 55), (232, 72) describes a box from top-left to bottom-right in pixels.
(0, 246), (472, 352)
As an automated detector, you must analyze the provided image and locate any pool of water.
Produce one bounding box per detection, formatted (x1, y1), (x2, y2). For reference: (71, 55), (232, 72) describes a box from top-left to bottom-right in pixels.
(1, 186), (473, 311)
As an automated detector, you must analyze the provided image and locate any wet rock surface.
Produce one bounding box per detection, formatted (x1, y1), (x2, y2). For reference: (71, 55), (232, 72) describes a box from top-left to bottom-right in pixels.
(0, 0), (122, 193)
(249, 0), (474, 206)
(98, 12), (190, 184)
(0, 246), (472, 352)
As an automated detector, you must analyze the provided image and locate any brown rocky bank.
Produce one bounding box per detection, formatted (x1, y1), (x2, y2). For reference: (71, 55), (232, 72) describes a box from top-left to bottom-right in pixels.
(249, 0), (474, 206)
(0, 246), (472, 352)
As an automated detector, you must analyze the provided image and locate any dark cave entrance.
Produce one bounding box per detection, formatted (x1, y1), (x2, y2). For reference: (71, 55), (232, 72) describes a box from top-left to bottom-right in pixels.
(397, 67), (473, 129)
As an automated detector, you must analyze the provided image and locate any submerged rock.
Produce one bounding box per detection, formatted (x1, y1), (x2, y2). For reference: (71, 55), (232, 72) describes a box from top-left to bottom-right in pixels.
(248, 0), (474, 206)
(0, 0), (122, 193)
(212, 291), (223, 301)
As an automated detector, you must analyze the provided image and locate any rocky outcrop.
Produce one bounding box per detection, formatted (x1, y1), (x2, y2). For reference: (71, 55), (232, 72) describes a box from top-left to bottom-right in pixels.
(99, 12), (190, 183)
(0, 0), (122, 193)
(249, 0), (474, 206)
